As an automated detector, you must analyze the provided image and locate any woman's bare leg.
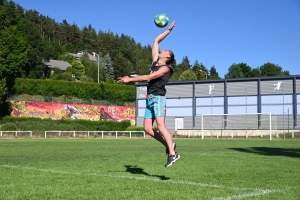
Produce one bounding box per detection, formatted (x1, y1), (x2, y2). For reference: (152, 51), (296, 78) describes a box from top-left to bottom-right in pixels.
(144, 118), (167, 147)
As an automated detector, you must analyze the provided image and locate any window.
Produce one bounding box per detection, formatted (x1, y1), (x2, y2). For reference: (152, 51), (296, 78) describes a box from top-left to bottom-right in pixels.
(261, 95), (292, 104)
(228, 96), (257, 105)
(196, 106), (224, 115)
(167, 107), (192, 116)
(167, 98), (193, 106)
(228, 106), (257, 114)
(196, 97), (224, 106)
(262, 105), (293, 114)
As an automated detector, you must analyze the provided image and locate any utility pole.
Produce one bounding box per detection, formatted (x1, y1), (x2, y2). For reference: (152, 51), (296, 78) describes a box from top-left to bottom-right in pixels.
(96, 54), (100, 83)
(199, 69), (207, 80)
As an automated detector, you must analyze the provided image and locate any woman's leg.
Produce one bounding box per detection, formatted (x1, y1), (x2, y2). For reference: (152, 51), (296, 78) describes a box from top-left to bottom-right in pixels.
(155, 116), (175, 155)
(144, 118), (167, 147)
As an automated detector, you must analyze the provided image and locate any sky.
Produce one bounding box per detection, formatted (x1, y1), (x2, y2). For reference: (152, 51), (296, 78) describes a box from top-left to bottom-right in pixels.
(13, 0), (300, 78)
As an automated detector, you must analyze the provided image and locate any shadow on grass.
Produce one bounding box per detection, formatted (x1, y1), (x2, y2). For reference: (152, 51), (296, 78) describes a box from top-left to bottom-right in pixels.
(230, 147), (300, 158)
(124, 165), (170, 180)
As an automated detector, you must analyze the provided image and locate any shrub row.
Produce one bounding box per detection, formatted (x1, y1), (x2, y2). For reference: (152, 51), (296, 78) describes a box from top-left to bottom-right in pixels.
(9, 78), (136, 101)
(0, 116), (131, 132)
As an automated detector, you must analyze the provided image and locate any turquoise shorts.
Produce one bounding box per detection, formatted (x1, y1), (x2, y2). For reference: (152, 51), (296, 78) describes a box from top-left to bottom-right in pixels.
(144, 94), (166, 119)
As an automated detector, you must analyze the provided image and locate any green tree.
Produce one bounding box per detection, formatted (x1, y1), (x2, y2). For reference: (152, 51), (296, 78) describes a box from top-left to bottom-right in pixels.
(0, 0), (21, 30)
(101, 53), (114, 80)
(191, 61), (201, 79)
(82, 58), (99, 82)
(225, 63), (252, 78)
(250, 67), (261, 77)
(65, 66), (72, 74)
(178, 70), (197, 81)
(71, 60), (85, 79)
(177, 56), (191, 72)
(57, 53), (76, 64)
(82, 24), (98, 52)
(0, 26), (30, 77)
(0, 62), (7, 104)
(0, 0), (7, 6)
(113, 52), (133, 78)
(209, 66), (220, 79)
(259, 62), (289, 76)
(0, 59), (8, 117)
(79, 74), (94, 82)
(17, 18), (53, 78)
(171, 56), (192, 81)
(192, 61), (208, 80)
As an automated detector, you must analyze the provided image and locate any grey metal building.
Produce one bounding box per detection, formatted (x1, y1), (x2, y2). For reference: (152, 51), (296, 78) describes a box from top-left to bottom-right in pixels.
(135, 75), (300, 131)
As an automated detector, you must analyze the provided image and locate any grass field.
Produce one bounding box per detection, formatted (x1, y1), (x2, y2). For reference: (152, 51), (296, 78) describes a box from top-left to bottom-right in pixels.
(0, 138), (299, 200)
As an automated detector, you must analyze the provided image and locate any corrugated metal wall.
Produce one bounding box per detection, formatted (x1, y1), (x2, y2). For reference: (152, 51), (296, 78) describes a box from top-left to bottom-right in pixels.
(136, 76), (300, 130)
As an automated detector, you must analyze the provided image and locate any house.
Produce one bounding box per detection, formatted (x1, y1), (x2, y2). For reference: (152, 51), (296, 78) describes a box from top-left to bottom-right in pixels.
(44, 59), (71, 72)
(67, 51), (98, 63)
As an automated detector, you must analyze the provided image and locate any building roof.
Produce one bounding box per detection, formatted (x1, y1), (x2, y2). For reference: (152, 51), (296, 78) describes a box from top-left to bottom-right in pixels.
(67, 51), (98, 62)
(44, 59), (71, 71)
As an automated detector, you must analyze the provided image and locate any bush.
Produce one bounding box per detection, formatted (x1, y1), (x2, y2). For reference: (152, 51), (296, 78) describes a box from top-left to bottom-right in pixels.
(0, 122), (17, 131)
(97, 120), (131, 131)
(0, 116), (131, 132)
(13, 78), (135, 101)
(126, 126), (144, 131)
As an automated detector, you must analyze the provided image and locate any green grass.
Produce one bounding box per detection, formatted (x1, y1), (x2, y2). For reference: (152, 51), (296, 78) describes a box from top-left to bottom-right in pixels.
(0, 139), (299, 200)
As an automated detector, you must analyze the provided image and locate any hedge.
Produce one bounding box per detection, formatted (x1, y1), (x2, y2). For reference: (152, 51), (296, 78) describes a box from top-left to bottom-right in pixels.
(0, 116), (131, 132)
(10, 78), (136, 101)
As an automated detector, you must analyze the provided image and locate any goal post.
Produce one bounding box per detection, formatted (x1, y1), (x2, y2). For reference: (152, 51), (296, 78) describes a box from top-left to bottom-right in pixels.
(201, 113), (273, 140)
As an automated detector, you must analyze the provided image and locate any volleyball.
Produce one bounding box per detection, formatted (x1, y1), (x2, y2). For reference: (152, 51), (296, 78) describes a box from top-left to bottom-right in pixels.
(154, 13), (169, 28)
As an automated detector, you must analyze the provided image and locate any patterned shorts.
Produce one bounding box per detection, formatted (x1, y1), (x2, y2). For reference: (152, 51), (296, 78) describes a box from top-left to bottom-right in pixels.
(144, 94), (166, 119)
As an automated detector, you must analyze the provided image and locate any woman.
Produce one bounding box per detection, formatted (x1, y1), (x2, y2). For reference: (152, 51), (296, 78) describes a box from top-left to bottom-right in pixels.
(119, 21), (180, 167)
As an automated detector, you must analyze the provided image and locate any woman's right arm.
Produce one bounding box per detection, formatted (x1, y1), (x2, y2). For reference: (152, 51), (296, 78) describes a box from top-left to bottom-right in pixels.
(152, 21), (176, 63)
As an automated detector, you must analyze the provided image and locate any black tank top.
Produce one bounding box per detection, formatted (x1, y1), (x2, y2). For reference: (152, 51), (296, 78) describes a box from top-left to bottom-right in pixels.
(147, 61), (174, 96)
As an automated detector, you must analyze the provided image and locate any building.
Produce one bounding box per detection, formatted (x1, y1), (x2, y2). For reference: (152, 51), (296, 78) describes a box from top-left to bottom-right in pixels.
(135, 75), (300, 132)
(67, 51), (98, 62)
(44, 59), (71, 72)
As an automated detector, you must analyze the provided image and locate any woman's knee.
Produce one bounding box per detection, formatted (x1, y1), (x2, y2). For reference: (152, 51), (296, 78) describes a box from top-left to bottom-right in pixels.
(144, 127), (153, 134)
(157, 124), (166, 132)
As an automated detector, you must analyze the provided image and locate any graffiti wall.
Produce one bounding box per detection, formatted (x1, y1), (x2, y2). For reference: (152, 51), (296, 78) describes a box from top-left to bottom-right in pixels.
(10, 101), (136, 125)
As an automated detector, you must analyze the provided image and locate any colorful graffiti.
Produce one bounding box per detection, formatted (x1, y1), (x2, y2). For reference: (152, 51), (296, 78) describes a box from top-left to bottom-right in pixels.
(10, 101), (136, 125)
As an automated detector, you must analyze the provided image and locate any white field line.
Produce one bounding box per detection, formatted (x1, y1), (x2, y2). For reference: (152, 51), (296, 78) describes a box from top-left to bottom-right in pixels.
(212, 189), (279, 200)
(3, 164), (266, 193)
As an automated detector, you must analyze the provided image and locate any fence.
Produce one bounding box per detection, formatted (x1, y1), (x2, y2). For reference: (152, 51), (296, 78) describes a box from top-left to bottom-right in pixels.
(1, 130), (299, 140)
(0, 131), (146, 139)
(0, 131), (32, 137)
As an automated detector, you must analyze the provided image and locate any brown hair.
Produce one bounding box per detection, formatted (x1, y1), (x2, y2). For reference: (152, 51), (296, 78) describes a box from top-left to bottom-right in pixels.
(166, 50), (175, 64)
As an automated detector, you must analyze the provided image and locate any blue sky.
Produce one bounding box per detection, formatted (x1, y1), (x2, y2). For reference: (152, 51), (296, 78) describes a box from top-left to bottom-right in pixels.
(13, 0), (300, 78)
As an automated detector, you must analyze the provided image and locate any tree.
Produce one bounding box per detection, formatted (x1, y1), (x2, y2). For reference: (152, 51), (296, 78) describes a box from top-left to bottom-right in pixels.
(17, 18), (53, 78)
(101, 53), (114, 80)
(113, 52), (133, 79)
(250, 67), (261, 77)
(191, 61), (208, 80)
(0, 0), (7, 6)
(71, 60), (85, 79)
(82, 24), (98, 53)
(79, 74), (94, 82)
(225, 63), (252, 78)
(259, 62), (289, 76)
(0, 58), (8, 117)
(170, 56), (191, 81)
(178, 70), (197, 81)
(81, 58), (94, 81)
(209, 66), (220, 79)
(177, 56), (191, 72)
(0, 62), (7, 104)
(0, 26), (30, 77)
(50, 71), (73, 81)
(0, 1), (21, 30)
